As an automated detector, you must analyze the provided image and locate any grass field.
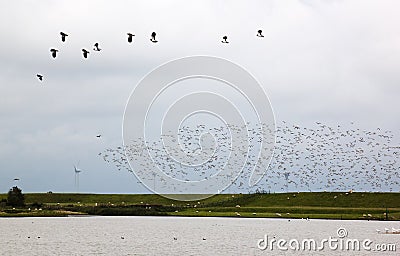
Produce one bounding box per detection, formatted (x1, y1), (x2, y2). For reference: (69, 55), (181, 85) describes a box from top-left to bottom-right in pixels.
(1, 192), (399, 220)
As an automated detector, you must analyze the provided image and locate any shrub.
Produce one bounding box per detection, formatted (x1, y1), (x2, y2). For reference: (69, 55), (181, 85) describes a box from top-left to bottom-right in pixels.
(7, 186), (25, 207)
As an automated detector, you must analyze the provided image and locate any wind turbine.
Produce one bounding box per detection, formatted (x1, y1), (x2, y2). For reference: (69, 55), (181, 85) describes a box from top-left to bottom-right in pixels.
(74, 162), (82, 192)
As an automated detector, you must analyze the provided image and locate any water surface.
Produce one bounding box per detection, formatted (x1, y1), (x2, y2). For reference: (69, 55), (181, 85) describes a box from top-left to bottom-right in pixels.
(0, 217), (398, 255)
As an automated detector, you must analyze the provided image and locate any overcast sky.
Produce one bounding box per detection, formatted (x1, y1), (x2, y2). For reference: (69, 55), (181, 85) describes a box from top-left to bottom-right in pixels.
(0, 0), (399, 193)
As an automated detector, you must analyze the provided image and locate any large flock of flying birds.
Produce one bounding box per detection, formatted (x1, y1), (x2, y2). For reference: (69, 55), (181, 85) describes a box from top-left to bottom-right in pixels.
(101, 121), (400, 194)
(36, 31), (399, 194)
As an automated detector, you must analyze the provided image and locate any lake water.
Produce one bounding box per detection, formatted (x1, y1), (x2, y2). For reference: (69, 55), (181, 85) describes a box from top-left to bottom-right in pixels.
(0, 216), (399, 255)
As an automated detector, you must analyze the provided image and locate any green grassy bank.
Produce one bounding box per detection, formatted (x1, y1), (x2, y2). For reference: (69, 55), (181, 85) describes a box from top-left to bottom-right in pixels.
(1, 192), (399, 220)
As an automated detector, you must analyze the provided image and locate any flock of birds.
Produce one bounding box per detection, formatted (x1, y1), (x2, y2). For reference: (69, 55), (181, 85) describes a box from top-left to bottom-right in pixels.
(36, 31), (160, 81)
(100, 121), (400, 194)
(33, 30), (399, 194)
(49, 31), (102, 59)
(265, 122), (399, 193)
(35, 30), (266, 82)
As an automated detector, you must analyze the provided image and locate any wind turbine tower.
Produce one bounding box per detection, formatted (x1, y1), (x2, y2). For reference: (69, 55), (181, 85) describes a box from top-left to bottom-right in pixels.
(74, 164), (82, 192)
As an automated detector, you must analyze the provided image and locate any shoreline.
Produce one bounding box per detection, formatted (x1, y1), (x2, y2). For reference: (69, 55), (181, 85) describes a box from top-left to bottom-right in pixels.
(1, 214), (399, 222)
(1, 192), (399, 220)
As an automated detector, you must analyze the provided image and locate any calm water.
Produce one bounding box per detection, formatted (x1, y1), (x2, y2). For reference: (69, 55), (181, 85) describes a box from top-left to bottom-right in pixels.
(0, 216), (399, 255)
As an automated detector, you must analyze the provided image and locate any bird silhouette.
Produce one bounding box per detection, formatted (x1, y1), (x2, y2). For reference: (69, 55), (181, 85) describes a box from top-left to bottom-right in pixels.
(93, 43), (101, 51)
(36, 74), (43, 81)
(50, 49), (59, 58)
(221, 36), (229, 43)
(150, 32), (158, 43)
(82, 49), (89, 59)
(96, 134), (102, 138)
(127, 33), (135, 43)
(60, 32), (68, 42)
(257, 30), (264, 37)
